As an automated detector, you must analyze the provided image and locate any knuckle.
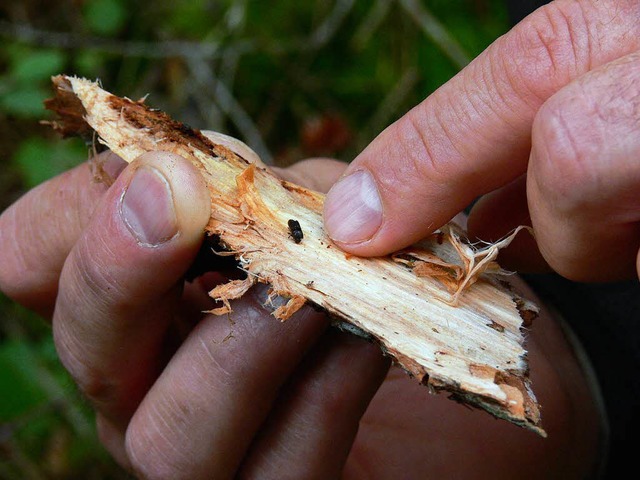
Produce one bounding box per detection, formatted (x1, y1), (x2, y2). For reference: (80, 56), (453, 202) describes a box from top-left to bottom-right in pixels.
(70, 236), (139, 315)
(532, 93), (601, 211)
(504, 2), (593, 102)
(532, 51), (640, 215)
(391, 112), (447, 188)
(393, 107), (485, 206)
(53, 260), (141, 421)
(582, 54), (640, 129)
(78, 372), (116, 407)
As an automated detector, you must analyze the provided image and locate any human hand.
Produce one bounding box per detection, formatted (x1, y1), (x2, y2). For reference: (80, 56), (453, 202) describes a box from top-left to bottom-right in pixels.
(0, 139), (604, 478)
(323, 0), (640, 282)
(0, 140), (391, 478)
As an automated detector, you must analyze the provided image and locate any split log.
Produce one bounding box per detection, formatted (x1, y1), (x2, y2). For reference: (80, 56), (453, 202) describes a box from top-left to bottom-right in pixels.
(45, 75), (544, 435)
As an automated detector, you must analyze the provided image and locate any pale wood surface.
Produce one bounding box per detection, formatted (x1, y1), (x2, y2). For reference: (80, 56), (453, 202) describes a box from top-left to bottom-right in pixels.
(45, 75), (544, 435)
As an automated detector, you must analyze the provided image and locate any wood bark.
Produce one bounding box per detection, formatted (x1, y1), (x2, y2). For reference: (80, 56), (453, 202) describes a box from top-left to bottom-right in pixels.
(45, 75), (545, 435)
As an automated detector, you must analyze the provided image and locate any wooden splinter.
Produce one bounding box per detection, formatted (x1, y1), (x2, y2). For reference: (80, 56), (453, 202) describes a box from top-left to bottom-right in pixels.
(45, 75), (544, 435)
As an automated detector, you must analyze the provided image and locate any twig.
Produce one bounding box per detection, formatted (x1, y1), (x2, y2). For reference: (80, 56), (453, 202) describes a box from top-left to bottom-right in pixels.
(220, 0), (248, 89)
(48, 76), (545, 434)
(351, 0), (394, 49)
(398, 0), (471, 69)
(358, 67), (420, 148)
(308, 0), (356, 49)
(255, 83), (287, 140)
(186, 57), (273, 164)
(224, 0), (248, 32)
(187, 80), (225, 132)
(0, 19), (235, 60)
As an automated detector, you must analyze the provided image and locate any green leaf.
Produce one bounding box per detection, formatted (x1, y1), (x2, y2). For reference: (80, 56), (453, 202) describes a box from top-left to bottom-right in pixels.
(13, 138), (86, 187)
(11, 50), (66, 83)
(0, 342), (48, 421)
(169, 1), (219, 37)
(73, 50), (105, 76)
(0, 87), (48, 118)
(84, 0), (128, 36)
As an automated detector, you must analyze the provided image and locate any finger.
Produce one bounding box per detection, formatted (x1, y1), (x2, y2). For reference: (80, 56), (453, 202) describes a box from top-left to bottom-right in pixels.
(273, 158), (348, 193)
(96, 414), (132, 471)
(0, 151), (126, 317)
(53, 152), (210, 426)
(238, 331), (389, 479)
(201, 131), (348, 193)
(528, 51), (640, 281)
(123, 292), (328, 480)
(205, 127), (348, 193)
(323, 0), (640, 255)
(201, 130), (265, 167)
(467, 176), (550, 273)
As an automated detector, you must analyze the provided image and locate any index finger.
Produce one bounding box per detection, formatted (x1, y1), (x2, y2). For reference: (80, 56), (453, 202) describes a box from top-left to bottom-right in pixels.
(323, 0), (640, 255)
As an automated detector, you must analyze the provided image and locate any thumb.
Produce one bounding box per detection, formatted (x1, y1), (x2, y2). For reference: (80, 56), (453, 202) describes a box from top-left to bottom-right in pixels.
(52, 151), (211, 424)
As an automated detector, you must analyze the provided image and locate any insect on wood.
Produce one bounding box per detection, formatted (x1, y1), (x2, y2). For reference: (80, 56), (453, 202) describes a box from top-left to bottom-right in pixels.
(288, 219), (303, 243)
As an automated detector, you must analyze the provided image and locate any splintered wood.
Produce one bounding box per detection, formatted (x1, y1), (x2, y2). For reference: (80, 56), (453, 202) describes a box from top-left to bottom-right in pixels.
(45, 75), (544, 435)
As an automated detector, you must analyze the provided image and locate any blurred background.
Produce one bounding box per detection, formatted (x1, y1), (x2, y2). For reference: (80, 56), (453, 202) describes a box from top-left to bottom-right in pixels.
(0, 1), (509, 477)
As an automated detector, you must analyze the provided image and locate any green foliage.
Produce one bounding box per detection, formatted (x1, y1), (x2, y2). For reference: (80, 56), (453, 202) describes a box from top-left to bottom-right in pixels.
(84, 0), (128, 36)
(0, 87), (49, 118)
(0, 341), (49, 421)
(0, 47), (67, 118)
(73, 50), (107, 77)
(163, 0), (226, 38)
(13, 138), (86, 188)
(0, 293), (125, 478)
(10, 50), (66, 84)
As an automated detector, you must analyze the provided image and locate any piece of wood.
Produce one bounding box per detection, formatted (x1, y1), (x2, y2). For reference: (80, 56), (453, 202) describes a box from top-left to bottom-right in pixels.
(45, 75), (545, 435)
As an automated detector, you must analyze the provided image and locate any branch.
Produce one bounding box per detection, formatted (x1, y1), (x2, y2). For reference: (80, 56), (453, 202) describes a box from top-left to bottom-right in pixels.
(0, 20), (238, 60)
(45, 76), (545, 435)
(398, 0), (471, 69)
(186, 57), (273, 164)
(308, 0), (357, 49)
(358, 67), (420, 147)
(351, 0), (394, 49)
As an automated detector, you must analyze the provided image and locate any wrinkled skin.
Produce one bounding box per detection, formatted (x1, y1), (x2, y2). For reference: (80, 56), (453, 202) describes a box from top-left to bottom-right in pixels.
(0, 148), (600, 479)
(4, 0), (639, 477)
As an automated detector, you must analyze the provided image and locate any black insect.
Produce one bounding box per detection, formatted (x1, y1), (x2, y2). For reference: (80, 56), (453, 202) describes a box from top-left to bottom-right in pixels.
(288, 219), (303, 244)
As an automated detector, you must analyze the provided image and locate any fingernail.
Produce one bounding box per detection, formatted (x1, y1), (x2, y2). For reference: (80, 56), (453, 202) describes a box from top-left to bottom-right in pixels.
(121, 166), (178, 246)
(324, 170), (382, 243)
